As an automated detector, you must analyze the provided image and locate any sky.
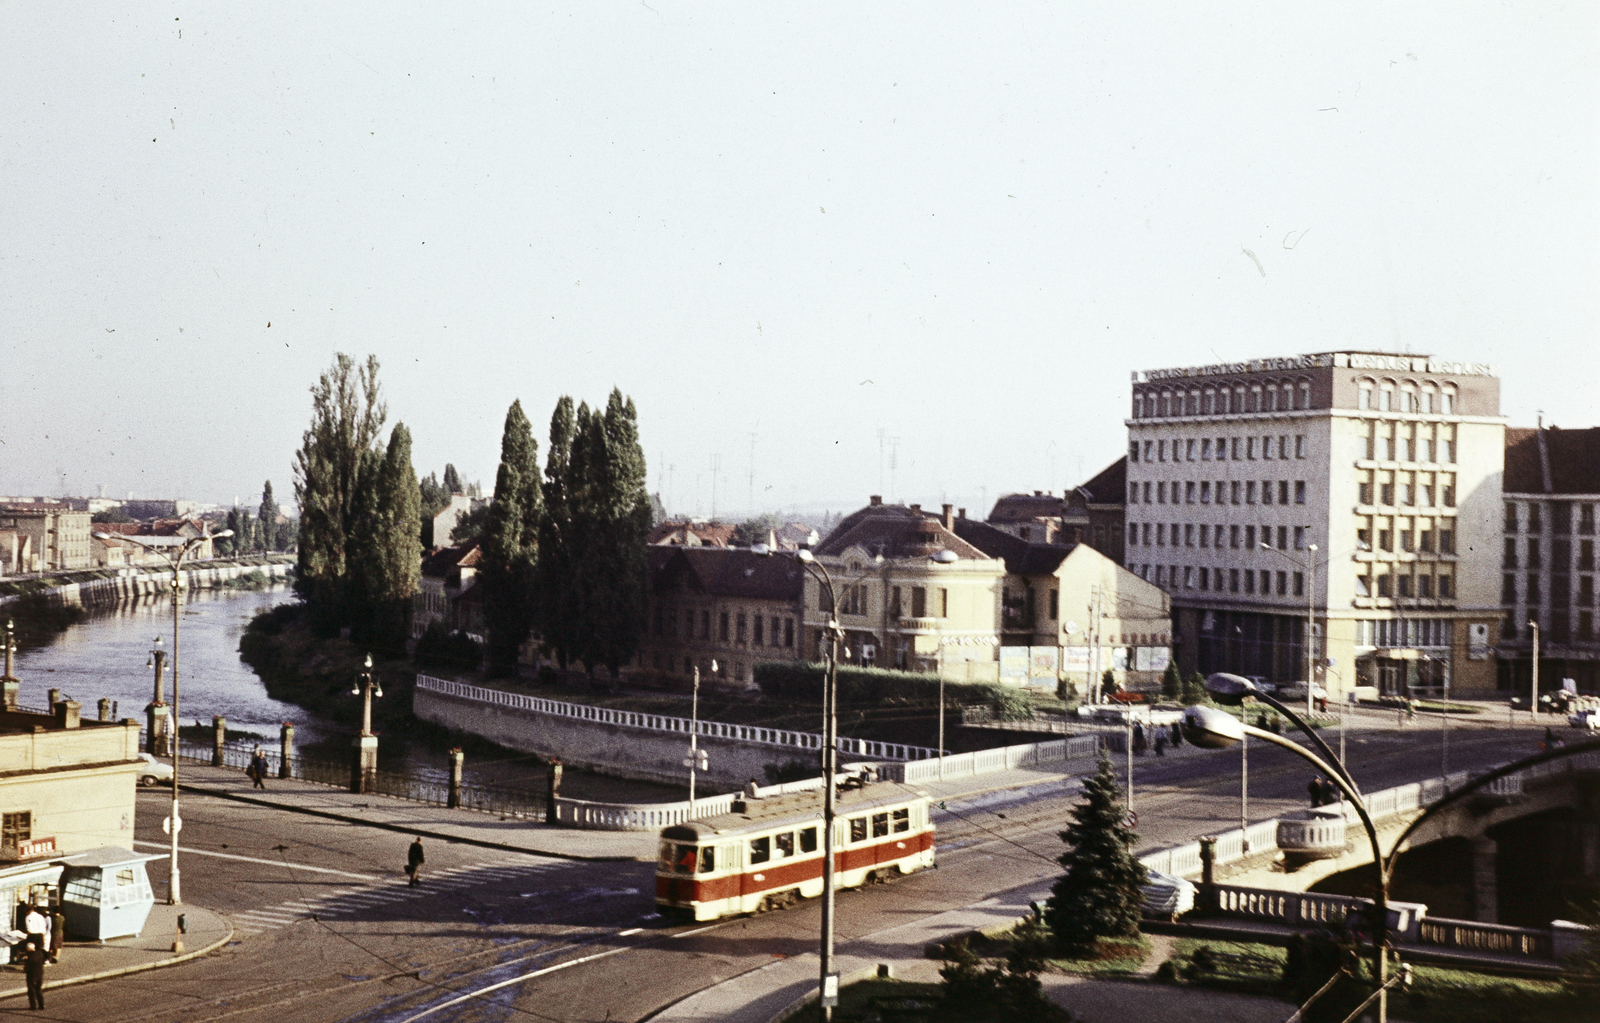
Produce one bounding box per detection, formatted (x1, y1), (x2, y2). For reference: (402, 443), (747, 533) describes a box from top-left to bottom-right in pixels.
(2, 3), (1595, 521)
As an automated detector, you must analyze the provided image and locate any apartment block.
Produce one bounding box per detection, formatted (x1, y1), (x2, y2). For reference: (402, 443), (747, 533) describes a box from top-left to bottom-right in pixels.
(1498, 427), (1600, 693)
(1125, 351), (1505, 697)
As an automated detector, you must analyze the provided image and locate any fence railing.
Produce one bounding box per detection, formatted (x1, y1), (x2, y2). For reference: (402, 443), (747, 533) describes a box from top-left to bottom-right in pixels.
(416, 674), (941, 762)
(884, 734), (1102, 785)
(1417, 917), (1551, 958)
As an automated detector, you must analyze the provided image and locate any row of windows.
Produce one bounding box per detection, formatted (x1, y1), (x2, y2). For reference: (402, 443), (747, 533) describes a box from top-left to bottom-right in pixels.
(1359, 421), (1457, 463)
(1132, 377), (1313, 418)
(653, 606), (796, 649)
(825, 584), (949, 620)
(1131, 478), (1307, 507)
(1503, 537), (1596, 571)
(1504, 611), (1598, 643)
(1353, 569), (1455, 599)
(1130, 522), (1311, 551)
(1134, 563), (1305, 597)
(1355, 518), (1457, 554)
(1355, 378), (1458, 414)
(1356, 472), (1456, 509)
(1130, 434), (1305, 463)
(1354, 619), (1453, 648)
(1505, 501), (1598, 535)
(1503, 573), (1598, 608)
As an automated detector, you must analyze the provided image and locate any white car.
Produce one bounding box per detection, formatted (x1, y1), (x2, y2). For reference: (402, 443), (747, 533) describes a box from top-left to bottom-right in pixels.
(1277, 681), (1329, 702)
(1570, 710), (1600, 732)
(137, 752), (174, 786)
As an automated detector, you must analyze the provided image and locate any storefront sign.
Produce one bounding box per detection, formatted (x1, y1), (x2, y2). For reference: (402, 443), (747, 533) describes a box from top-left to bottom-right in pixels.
(6, 837), (56, 861)
(1136, 647), (1171, 672)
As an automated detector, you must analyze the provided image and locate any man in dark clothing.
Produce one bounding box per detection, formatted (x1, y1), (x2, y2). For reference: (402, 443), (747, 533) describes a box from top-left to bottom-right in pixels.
(1170, 721), (1183, 748)
(23, 939), (46, 1009)
(407, 836), (425, 887)
(49, 905), (65, 964)
(1308, 776), (1326, 807)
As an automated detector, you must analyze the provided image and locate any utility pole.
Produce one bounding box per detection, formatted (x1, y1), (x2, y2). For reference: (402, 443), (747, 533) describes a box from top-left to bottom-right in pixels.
(709, 454), (721, 521)
(748, 432), (757, 518)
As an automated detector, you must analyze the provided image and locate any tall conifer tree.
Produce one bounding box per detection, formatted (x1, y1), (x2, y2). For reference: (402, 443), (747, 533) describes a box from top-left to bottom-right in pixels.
(259, 481), (281, 552)
(1045, 753), (1147, 953)
(536, 397), (578, 669)
(481, 401), (542, 675)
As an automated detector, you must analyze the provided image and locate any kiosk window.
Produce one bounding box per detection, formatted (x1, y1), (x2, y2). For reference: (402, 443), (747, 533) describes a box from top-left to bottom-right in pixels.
(849, 817), (867, 843)
(872, 813), (890, 838)
(893, 808), (911, 833)
(774, 832), (795, 858)
(750, 837), (770, 864)
(800, 827), (818, 853)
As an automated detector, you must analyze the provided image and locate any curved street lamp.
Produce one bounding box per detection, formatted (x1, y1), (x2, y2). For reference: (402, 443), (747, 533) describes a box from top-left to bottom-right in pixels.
(94, 528), (231, 908)
(754, 541), (960, 1021)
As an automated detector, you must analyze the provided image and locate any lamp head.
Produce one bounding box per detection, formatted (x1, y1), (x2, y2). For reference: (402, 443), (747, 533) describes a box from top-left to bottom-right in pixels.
(364, 653), (373, 669)
(930, 549), (958, 564)
(1203, 672), (1258, 706)
(212, 529), (234, 539)
(93, 531), (113, 541)
(1181, 705), (1247, 749)
(710, 659), (719, 673)
(796, 549), (817, 564)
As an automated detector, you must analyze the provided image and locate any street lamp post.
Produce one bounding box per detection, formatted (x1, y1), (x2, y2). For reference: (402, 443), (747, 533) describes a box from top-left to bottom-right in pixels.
(146, 636), (169, 756)
(687, 659), (716, 814)
(350, 654), (383, 793)
(2, 618), (19, 711)
(1529, 618), (1540, 725)
(94, 528), (232, 907)
(1260, 540), (1319, 719)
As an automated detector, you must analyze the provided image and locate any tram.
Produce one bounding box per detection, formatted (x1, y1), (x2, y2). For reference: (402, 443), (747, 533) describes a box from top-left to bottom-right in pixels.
(656, 786), (936, 921)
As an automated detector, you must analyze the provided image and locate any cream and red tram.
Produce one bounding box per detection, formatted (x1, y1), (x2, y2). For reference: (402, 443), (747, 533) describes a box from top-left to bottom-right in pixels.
(657, 787), (935, 921)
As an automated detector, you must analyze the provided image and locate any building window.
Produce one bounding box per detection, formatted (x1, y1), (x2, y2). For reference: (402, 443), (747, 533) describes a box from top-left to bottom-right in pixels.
(1200, 526), (1209, 548)
(1184, 567), (1195, 590)
(1144, 441), (1154, 462)
(1200, 481), (1211, 504)
(1218, 436), (1229, 459)
(1528, 503), (1543, 533)
(1230, 525), (1241, 549)
(720, 612), (730, 641)
(1261, 481), (1273, 506)
(1143, 482), (1152, 502)
(1185, 524), (1195, 546)
(784, 618), (795, 647)
(736, 613), (747, 643)
(753, 615), (764, 645)
(1048, 588), (1057, 620)
(1159, 440), (1167, 461)
(1274, 570), (1286, 595)
(1502, 573), (1517, 604)
(1, 812), (30, 850)
(1244, 525), (1256, 548)
(1229, 568), (1240, 593)
(1244, 570), (1255, 594)
(1157, 482), (1166, 504)
(1201, 439), (1212, 459)
(890, 587), (902, 615)
(1185, 482), (1196, 504)
(1199, 567), (1210, 590)
(1582, 540), (1595, 571)
(1246, 481), (1257, 504)
(1359, 386), (1372, 410)
(1399, 529), (1414, 553)
(1355, 574), (1371, 597)
(1528, 538), (1542, 569)
(1581, 505), (1596, 535)
(1418, 575), (1433, 598)
(911, 587), (926, 618)
(1187, 439), (1197, 460)
(1380, 482), (1394, 506)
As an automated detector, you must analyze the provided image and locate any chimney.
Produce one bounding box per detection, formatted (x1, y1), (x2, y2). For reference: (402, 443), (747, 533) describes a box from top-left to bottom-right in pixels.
(869, 495), (882, 506)
(55, 699), (81, 730)
(909, 504), (922, 516)
(958, 508), (967, 519)
(1034, 490), (1043, 496)
(942, 504), (954, 529)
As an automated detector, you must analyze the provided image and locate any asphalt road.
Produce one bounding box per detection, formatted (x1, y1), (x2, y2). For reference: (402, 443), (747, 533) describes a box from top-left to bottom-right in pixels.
(31, 717), (1549, 1023)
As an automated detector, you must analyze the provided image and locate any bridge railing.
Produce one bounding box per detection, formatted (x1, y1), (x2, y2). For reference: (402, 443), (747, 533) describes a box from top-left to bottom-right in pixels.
(1417, 917), (1551, 958)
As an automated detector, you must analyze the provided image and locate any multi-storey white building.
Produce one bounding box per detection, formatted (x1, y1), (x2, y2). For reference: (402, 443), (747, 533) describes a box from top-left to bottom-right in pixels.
(1124, 351), (1505, 698)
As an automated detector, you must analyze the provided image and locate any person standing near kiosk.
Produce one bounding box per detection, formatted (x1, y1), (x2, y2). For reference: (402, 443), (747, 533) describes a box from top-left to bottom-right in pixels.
(406, 837), (425, 888)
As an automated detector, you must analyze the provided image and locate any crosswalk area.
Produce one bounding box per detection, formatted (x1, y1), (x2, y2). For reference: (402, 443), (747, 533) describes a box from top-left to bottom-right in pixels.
(228, 859), (565, 935)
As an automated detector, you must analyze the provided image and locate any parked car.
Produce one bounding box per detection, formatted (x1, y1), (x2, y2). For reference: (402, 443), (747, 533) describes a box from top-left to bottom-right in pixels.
(1243, 675), (1277, 695)
(1570, 710), (1600, 732)
(1277, 681), (1328, 702)
(137, 752), (174, 786)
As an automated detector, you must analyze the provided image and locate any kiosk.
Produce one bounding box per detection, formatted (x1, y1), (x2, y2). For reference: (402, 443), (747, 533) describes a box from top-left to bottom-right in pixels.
(60, 847), (161, 941)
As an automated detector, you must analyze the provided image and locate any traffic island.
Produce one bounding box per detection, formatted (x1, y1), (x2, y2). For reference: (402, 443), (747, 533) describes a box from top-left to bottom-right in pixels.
(0, 904), (232, 1003)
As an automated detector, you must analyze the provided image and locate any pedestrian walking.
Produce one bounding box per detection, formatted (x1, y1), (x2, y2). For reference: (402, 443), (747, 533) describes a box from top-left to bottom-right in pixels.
(1308, 776), (1326, 808)
(248, 748), (269, 789)
(1170, 721), (1183, 749)
(1132, 721), (1146, 756)
(406, 836), (425, 887)
(1153, 729), (1167, 757)
(22, 939), (46, 1009)
(49, 904), (65, 964)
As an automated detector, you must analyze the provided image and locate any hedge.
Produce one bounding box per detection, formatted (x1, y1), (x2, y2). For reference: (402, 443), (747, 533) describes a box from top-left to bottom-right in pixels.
(753, 661), (1034, 721)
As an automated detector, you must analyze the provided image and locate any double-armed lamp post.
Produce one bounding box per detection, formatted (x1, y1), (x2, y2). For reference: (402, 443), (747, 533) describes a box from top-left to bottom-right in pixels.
(351, 654), (383, 793)
(94, 528), (231, 906)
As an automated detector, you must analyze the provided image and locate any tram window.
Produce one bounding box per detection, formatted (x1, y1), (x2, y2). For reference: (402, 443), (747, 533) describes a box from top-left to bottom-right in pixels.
(849, 817), (867, 843)
(800, 827), (818, 853)
(699, 847), (715, 873)
(774, 832), (795, 858)
(750, 837), (770, 864)
(872, 813), (890, 838)
(673, 845), (698, 874)
(892, 808), (910, 833)
(659, 842), (676, 870)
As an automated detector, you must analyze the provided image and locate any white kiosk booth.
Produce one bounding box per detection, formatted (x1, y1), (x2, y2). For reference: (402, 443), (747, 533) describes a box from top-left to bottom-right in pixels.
(60, 847), (161, 941)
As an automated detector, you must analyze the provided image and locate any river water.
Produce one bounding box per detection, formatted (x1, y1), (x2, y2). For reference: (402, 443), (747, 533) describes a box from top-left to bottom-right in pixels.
(7, 585), (683, 802)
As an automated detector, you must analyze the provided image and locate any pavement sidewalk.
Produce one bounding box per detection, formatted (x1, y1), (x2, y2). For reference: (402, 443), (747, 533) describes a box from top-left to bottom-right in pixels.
(0, 904), (233, 1005)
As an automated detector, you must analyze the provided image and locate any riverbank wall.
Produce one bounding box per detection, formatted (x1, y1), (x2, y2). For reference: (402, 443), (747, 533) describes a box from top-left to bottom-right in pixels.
(0, 558), (294, 610)
(412, 675), (941, 790)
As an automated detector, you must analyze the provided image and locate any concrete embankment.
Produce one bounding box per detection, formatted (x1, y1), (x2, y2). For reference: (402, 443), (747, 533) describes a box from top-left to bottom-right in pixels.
(0, 559), (294, 610)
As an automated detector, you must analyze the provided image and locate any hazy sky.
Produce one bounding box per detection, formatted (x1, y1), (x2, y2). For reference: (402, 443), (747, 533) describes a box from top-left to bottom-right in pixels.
(2, 4), (1595, 520)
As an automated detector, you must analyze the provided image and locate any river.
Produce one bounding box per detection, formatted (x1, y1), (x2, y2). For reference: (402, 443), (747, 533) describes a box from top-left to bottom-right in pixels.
(6, 585), (685, 802)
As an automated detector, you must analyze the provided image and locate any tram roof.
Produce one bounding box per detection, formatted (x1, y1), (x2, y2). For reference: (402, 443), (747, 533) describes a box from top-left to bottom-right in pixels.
(662, 784), (928, 841)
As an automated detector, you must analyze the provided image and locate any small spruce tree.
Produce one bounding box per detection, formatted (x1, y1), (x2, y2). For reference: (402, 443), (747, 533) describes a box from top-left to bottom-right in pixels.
(1160, 662), (1181, 701)
(1045, 752), (1147, 954)
(1182, 671), (1208, 706)
(1100, 668), (1119, 699)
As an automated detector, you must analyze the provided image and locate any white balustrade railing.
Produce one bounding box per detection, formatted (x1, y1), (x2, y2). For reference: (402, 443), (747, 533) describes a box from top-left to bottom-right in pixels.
(416, 674), (940, 761)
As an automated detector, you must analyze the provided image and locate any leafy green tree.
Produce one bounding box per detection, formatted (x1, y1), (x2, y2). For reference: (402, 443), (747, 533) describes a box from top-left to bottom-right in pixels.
(1183, 671), (1209, 706)
(732, 513), (781, 548)
(237, 506), (257, 554)
(536, 396), (578, 669)
(1044, 753), (1147, 953)
(294, 353), (387, 628)
(442, 463), (463, 494)
(1101, 668), (1119, 699)
(480, 400), (543, 675)
(347, 423), (422, 649)
(259, 481), (282, 552)
(222, 508), (242, 557)
(91, 508), (132, 524)
(418, 472), (450, 519)
(1161, 661), (1181, 701)
(648, 491), (667, 526)
(935, 932), (1078, 1022)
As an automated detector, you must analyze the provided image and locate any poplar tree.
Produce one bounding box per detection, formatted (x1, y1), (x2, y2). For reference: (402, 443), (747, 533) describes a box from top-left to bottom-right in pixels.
(481, 401), (542, 675)
(294, 353), (387, 627)
(536, 397), (578, 669)
(347, 423), (422, 648)
(1044, 753), (1147, 953)
(589, 389), (652, 675)
(259, 481), (282, 552)
(443, 463), (463, 495)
